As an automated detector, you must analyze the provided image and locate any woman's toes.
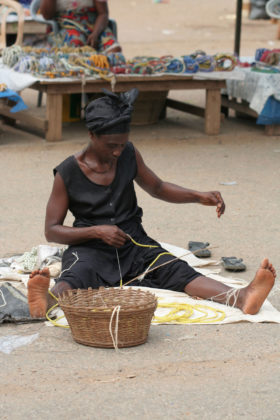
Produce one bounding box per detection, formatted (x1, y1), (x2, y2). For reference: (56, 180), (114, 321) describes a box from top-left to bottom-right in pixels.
(41, 267), (50, 277)
(30, 269), (40, 278)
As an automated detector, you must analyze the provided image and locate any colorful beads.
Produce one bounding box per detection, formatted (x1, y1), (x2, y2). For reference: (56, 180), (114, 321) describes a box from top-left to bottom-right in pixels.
(2, 46), (238, 79)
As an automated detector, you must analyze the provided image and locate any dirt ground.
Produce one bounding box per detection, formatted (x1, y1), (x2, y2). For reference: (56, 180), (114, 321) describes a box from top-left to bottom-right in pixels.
(1, 1), (280, 419)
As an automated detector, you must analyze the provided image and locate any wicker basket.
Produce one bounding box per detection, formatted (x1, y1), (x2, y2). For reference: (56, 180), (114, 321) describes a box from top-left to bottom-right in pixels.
(131, 91), (168, 125)
(58, 287), (157, 348)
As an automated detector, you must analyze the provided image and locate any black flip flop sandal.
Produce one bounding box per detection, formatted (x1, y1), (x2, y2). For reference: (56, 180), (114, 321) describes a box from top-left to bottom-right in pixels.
(188, 241), (211, 258)
(221, 257), (246, 272)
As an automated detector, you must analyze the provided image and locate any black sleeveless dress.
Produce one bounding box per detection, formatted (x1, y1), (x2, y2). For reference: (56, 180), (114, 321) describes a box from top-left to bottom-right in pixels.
(54, 142), (200, 291)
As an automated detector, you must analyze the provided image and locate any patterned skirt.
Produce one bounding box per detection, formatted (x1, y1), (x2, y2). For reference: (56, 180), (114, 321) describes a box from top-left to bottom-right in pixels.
(48, 7), (119, 52)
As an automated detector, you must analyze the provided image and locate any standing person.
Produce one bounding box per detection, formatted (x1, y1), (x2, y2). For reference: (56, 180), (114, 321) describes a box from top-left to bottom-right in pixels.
(28, 88), (276, 318)
(40, 0), (121, 51)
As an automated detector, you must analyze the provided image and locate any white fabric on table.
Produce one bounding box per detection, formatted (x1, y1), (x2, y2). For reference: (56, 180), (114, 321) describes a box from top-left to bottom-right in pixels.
(225, 67), (280, 114)
(0, 61), (38, 91)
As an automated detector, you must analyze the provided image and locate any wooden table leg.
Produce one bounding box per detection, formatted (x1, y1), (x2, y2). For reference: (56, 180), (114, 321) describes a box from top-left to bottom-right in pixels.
(46, 92), (63, 142)
(205, 88), (221, 135)
(264, 124), (280, 136)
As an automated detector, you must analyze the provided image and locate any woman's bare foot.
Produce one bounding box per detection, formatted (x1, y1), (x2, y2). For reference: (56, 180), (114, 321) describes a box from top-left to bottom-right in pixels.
(239, 259), (276, 315)
(28, 268), (50, 318)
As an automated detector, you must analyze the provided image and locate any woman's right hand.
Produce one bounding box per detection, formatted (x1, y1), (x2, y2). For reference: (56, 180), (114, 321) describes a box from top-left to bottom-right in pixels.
(87, 32), (99, 49)
(94, 225), (128, 248)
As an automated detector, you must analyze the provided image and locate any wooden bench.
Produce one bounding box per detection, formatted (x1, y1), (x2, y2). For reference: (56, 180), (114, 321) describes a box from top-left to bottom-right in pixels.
(0, 75), (226, 141)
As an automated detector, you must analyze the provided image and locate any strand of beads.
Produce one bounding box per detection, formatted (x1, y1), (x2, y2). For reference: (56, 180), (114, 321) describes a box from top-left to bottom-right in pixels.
(2, 45), (22, 67)
(190, 50), (215, 72)
(214, 53), (238, 71)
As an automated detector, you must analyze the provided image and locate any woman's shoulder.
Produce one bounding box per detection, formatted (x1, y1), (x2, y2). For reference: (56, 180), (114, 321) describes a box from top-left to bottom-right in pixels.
(119, 141), (137, 178)
(53, 155), (75, 177)
(124, 141), (135, 155)
(120, 141), (136, 162)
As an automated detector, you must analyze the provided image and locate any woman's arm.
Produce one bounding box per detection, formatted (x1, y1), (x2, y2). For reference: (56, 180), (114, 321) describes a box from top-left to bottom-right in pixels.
(134, 148), (225, 218)
(45, 173), (127, 246)
(40, 0), (57, 20)
(87, 0), (109, 48)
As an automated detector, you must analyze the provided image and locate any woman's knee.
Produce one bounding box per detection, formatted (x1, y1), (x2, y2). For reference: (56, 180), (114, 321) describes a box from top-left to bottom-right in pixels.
(51, 280), (73, 297)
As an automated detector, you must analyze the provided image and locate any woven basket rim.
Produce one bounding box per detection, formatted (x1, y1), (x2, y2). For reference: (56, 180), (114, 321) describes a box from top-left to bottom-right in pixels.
(58, 287), (157, 313)
(60, 302), (157, 312)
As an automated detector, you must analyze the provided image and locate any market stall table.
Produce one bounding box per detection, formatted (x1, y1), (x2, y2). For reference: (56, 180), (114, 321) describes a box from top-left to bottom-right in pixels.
(0, 74), (226, 141)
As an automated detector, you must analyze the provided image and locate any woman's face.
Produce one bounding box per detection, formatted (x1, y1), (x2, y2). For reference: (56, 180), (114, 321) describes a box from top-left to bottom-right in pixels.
(90, 132), (129, 163)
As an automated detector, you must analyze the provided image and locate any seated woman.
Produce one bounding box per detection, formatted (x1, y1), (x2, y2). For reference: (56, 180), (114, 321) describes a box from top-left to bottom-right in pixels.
(40, 0), (121, 52)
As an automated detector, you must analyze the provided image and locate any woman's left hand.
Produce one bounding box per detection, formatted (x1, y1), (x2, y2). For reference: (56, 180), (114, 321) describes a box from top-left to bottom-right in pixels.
(199, 191), (225, 218)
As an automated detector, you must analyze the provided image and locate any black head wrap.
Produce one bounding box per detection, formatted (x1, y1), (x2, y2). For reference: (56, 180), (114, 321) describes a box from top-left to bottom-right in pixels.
(85, 88), (139, 135)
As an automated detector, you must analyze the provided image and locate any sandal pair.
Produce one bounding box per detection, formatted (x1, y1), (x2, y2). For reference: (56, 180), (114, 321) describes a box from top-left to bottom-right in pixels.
(188, 241), (247, 272)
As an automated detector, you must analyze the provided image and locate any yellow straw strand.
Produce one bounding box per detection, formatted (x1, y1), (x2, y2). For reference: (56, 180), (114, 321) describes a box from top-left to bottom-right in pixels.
(126, 234), (158, 248)
(46, 302), (69, 328)
(48, 289), (58, 301)
(147, 252), (172, 269)
(46, 290), (69, 328)
(153, 301), (226, 324)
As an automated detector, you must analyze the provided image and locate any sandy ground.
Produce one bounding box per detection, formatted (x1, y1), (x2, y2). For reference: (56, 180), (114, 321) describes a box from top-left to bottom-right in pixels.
(1, 1), (280, 418)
